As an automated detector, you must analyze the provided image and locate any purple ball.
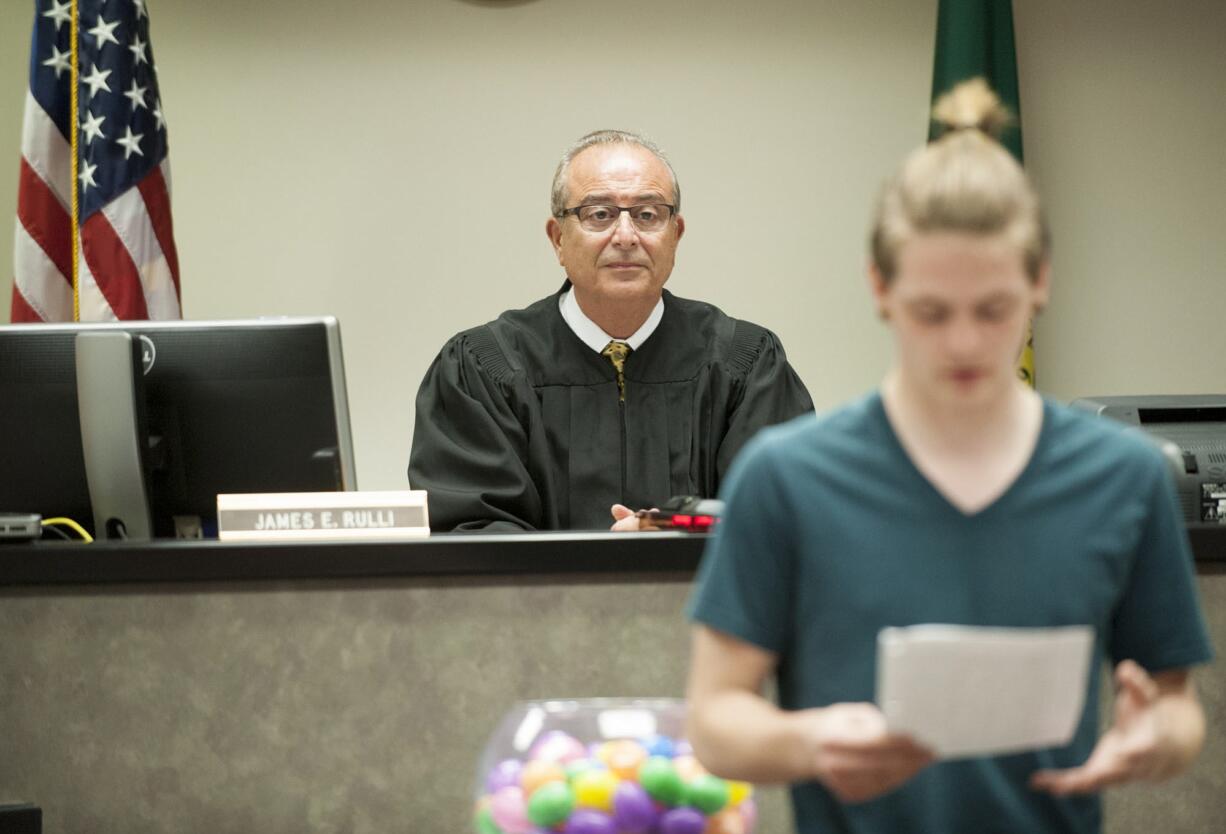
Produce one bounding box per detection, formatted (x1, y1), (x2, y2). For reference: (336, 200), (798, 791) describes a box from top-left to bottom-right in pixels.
(563, 810), (617, 834)
(658, 807), (707, 834)
(672, 739), (694, 758)
(485, 758), (523, 793)
(612, 781), (659, 832)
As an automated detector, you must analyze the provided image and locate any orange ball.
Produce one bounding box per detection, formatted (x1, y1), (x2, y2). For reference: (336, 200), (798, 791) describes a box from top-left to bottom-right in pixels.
(703, 807), (746, 834)
(601, 739), (648, 780)
(672, 754), (708, 782)
(520, 759), (566, 796)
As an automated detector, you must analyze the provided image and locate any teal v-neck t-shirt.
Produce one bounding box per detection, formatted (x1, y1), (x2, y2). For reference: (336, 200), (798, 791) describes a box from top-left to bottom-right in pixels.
(688, 392), (1212, 834)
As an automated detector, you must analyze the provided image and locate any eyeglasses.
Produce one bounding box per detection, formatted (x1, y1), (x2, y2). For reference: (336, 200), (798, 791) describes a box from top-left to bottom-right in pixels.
(556, 203), (676, 233)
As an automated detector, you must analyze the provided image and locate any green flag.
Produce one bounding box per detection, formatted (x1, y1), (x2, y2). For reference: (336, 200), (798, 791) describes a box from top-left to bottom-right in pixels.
(929, 0), (1034, 385)
(929, 0), (1023, 161)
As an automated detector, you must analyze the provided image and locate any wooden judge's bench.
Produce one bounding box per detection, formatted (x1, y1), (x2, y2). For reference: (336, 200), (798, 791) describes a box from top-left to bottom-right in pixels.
(0, 531), (1222, 834)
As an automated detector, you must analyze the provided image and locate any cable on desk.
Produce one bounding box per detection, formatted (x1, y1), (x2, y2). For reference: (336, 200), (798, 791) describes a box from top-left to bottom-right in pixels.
(41, 517), (94, 543)
(41, 524), (72, 541)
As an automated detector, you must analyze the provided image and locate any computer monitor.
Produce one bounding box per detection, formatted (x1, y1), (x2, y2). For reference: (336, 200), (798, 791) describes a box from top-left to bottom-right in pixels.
(0, 317), (357, 538)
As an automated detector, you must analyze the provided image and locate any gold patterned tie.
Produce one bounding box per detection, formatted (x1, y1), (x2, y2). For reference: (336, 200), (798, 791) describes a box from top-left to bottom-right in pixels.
(601, 340), (632, 402)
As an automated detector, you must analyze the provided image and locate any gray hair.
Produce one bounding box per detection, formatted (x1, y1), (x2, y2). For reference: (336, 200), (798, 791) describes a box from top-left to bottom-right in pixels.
(549, 130), (681, 217)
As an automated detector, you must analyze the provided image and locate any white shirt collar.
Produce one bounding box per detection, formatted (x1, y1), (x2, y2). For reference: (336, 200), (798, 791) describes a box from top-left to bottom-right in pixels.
(558, 286), (664, 352)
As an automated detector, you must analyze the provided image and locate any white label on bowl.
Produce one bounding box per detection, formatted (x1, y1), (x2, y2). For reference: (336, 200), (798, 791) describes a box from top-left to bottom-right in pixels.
(598, 708), (657, 740)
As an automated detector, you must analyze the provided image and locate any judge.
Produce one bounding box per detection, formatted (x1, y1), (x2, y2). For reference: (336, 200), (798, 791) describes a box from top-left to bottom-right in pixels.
(409, 130), (812, 531)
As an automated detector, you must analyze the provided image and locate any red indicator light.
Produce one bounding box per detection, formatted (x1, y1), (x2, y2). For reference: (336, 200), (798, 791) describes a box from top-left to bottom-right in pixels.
(672, 514), (693, 527)
(694, 515), (714, 528)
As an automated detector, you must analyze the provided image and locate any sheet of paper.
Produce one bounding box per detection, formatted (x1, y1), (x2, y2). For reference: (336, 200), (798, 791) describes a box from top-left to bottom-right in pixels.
(876, 624), (1094, 759)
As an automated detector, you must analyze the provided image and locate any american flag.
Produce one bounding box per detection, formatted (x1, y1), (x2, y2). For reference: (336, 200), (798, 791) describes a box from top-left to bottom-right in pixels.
(12, 0), (180, 322)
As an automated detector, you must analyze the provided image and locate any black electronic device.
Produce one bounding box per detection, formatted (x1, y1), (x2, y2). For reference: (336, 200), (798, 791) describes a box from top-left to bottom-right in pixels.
(0, 512), (42, 543)
(637, 494), (725, 531)
(1072, 395), (1226, 525)
(0, 802), (41, 834)
(0, 318), (357, 538)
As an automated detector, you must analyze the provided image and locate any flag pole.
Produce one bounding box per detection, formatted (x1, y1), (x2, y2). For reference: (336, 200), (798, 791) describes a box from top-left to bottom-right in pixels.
(69, 0), (81, 321)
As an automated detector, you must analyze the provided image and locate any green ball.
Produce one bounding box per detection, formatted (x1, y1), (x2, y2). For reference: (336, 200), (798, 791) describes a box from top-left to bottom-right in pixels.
(527, 781), (575, 827)
(684, 773), (730, 814)
(474, 805), (503, 834)
(638, 756), (685, 806)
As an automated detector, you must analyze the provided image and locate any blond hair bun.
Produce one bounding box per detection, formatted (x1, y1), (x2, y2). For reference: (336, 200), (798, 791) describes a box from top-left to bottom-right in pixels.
(869, 78), (1048, 283)
(932, 77), (1013, 140)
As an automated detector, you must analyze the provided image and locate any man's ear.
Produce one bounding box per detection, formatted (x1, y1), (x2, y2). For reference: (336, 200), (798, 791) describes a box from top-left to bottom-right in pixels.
(545, 217), (564, 264)
(1032, 259), (1052, 312)
(674, 213), (685, 242)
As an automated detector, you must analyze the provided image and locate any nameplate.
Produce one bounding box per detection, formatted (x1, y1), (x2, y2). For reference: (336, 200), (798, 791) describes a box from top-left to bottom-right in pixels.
(217, 491), (429, 541)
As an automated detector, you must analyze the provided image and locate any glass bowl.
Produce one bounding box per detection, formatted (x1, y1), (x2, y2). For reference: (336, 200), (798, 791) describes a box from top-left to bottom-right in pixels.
(473, 697), (757, 834)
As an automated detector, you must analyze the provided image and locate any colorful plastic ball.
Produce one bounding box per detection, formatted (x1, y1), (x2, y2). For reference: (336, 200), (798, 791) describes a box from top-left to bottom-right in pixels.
(520, 759), (566, 795)
(600, 739), (648, 780)
(530, 731), (588, 765)
(611, 780), (659, 833)
(489, 786), (533, 834)
(486, 759), (523, 794)
(706, 806), (748, 834)
(726, 781), (752, 807)
(474, 805), (503, 834)
(572, 769), (619, 811)
(672, 755), (708, 783)
(563, 809), (617, 834)
(684, 774), (730, 814)
(593, 741), (615, 765)
(673, 739), (694, 757)
(564, 757), (605, 782)
(638, 756), (685, 806)
(642, 733), (677, 758)
(740, 797), (758, 831)
(526, 781), (575, 828)
(658, 806), (707, 834)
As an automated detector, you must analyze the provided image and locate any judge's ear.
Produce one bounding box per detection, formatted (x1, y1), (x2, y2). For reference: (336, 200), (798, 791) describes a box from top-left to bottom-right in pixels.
(546, 217), (564, 264)
(673, 213), (685, 242)
(867, 261), (891, 320)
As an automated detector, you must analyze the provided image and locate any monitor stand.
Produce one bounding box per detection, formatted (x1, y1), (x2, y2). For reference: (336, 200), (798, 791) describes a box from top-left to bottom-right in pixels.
(75, 331), (153, 541)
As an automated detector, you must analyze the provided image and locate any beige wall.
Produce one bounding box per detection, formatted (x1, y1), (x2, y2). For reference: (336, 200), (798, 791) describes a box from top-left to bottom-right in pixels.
(2, 0), (1223, 491)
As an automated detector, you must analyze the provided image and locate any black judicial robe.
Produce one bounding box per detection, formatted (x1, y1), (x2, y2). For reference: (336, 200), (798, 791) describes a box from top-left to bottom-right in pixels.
(408, 284), (813, 531)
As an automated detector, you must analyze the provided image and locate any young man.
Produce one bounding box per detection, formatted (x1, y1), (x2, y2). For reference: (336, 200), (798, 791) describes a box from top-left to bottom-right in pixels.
(686, 80), (1212, 833)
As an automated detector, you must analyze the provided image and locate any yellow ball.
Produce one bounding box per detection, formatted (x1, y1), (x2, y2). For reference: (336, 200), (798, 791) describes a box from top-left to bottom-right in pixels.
(727, 780), (753, 806)
(572, 769), (620, 812)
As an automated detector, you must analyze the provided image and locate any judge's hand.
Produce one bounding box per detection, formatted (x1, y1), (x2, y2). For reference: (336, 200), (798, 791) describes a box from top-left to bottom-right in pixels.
(609, 504), (661, 532)
(1031, 660), (1197, 795)
(802, 702), (934, 803)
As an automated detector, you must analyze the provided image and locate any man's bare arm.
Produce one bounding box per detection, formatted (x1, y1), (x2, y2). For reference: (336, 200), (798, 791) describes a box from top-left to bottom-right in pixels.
(685, 625), (933, 802)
